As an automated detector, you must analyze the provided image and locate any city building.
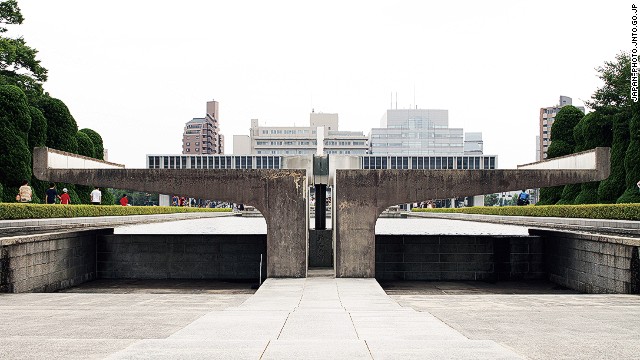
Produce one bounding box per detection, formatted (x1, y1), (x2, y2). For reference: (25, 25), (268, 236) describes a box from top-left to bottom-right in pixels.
(539, 96), (585, 160)
(233, 111), (368, 156)
(182, 100), (224, 155)
(368, 109), (486, 157)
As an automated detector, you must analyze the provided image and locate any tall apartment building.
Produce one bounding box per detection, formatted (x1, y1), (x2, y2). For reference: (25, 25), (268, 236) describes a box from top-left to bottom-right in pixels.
(539, 95), (585, 160)
(368, 109), (483, 156)
(233, 111), (368, 155)
(182, 100), (224, 154)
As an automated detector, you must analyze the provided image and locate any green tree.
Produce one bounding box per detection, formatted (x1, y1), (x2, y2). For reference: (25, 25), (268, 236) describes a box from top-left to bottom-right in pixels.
(0, 84), (31, 201)
(582, 52), (637, 203)
(36, 95), (78, 153)
(618, 105), (640, 203)
(79, 128), (104, 160)
(484, 193), (498, 206)
(27, 106), (46, 149)
(539, 106), (584, 205)
(598, 111), (629, 202)
(0, 0), (47, 100)
(572, 111), (613, 204)
(76, 130), (95, 158)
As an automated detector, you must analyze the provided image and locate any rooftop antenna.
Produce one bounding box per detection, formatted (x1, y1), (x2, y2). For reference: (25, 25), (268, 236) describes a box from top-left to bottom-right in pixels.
(395, 92), (397, 110)
(413, 84), (416, 110)
(390, 92), (392, 109)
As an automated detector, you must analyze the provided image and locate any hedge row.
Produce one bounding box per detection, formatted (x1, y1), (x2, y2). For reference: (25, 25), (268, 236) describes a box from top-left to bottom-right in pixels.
(0, 204), (231, 220)
(412, 204), (640, 221)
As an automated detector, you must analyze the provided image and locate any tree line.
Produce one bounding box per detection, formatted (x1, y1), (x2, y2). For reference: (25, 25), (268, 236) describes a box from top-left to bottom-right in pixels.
(539, 52), (640, 205)
(0, 0), (114, 204)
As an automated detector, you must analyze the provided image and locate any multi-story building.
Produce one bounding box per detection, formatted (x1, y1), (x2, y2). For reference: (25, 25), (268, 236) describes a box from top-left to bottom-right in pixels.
(539, 96), (585, 160)
(182, 100), (224, 154)
(368, 109), (485, 157)
(233, 111), (368, 155)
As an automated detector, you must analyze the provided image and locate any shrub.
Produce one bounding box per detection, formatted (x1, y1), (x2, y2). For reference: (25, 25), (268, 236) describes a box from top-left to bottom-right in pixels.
(412, 203), (640, 220)
(0, 204), (232, 220)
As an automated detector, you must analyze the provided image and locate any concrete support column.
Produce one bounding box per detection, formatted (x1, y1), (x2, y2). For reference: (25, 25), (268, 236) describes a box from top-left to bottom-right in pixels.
(335, 204), (377, 278)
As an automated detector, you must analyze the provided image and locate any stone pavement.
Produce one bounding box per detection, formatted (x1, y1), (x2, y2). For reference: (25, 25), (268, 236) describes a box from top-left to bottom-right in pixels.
(106, 274), (522, 359)
(0, 275), (522, 359)
(3, 276), (638, 359)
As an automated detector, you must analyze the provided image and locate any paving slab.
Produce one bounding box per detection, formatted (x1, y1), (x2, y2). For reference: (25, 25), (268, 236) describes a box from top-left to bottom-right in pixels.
(106, 340), (269, 360)
(261, 340), (371, 359)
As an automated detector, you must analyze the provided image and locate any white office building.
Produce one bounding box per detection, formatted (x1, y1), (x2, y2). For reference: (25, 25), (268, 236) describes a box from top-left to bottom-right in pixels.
(233, 112), (368, 156)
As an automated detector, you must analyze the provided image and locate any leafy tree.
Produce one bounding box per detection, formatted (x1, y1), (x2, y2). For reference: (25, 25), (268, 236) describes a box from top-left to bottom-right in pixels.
(539, 106), (584, 205)
(27, 105), (46, 149)
(79, 128), (104, 160)
(571, 111), (613, 204)
(618, 105), (640, 203)
(36, 95), (78, 153)
(582, 52), (638, 203)
(76, 130), (95, 158)
(484, 193), (498, 206)
(598, 111), (630, 202)
(0, 0), (47, 100)
(0, 84), (31, 200)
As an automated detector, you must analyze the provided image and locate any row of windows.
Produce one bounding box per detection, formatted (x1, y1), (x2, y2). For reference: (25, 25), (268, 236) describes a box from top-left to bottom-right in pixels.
(256, 140), (317, 146)
(371, 133), (462, 139)
(147, 156), (282, 169)
(362, 156), (496, 170)
(261, 129), (314, 135)
(325, 140), (366, 146)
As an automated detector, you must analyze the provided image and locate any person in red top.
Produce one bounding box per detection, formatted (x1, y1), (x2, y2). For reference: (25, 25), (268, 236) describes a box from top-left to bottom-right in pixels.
(119, 194), (129, 206)
(60, 188), (71, 205)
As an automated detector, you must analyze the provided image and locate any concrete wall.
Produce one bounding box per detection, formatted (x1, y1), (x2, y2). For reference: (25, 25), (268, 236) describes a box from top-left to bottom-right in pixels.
(97, 234), (266, 280)
(0, 229), (112, 293)
(532, 230), (640, 294)
(375, 235), (544, 281)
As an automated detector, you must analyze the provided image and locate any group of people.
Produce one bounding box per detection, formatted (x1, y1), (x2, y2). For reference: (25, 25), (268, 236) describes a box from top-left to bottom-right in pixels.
(15, 181), (129, 206)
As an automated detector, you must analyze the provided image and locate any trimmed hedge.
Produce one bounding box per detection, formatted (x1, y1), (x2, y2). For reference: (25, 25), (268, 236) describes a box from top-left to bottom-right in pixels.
(0, 204), (231, 220)
(412, 204), (640, 221)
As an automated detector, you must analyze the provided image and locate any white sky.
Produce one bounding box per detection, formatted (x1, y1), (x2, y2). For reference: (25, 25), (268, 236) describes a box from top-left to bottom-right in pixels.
(12, 1), (632, 168)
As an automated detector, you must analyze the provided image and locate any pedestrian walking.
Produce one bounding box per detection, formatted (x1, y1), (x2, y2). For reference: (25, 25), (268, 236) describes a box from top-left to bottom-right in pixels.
(60, 188), (71, 204)
(45, 183), (60, 204)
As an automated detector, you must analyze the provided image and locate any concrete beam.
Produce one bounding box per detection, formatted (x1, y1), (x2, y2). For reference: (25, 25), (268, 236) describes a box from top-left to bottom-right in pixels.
(335, 147), (611, 277)
(33, 147), (307, 278)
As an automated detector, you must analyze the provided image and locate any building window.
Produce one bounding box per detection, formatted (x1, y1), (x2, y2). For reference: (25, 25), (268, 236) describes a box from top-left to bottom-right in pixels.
(186, 148), (190, 152)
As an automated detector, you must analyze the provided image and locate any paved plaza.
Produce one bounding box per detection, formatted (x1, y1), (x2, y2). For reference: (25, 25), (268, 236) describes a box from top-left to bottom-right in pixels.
(2, 273), (638, 359)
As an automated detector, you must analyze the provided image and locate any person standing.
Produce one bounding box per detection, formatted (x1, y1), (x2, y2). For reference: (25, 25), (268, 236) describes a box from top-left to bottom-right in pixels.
(90, 187), (102, 205)
(119, 194), (129, 206)
(45, 183), (59, 204)
(60, 188), (71, 205)
(17, 180), (32, 203)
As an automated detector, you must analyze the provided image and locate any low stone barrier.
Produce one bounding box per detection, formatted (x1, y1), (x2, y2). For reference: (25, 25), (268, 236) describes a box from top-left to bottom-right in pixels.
(375, 235), (544, 282)
(531, 229), (640, 294)
(0, 229), (112, 292)
(97, 234), (266, 280)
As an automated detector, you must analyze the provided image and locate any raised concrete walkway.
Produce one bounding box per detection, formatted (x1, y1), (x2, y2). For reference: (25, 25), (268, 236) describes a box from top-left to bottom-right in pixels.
(408, 212), (640, 237)
(108, 273), (522, 359)
(0, 212), (233, 235)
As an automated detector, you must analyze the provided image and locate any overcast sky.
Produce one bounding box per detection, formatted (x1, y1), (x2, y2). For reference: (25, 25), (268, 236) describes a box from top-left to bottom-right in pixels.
(13, 1), (631, 168)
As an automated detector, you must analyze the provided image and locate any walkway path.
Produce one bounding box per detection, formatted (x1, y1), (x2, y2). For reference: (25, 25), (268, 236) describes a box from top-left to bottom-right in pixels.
(108, 272), (522, 359)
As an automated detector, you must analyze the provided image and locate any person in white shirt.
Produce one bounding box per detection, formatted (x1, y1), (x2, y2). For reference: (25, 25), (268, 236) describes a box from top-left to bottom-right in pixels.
(90, 187), (102, 205)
